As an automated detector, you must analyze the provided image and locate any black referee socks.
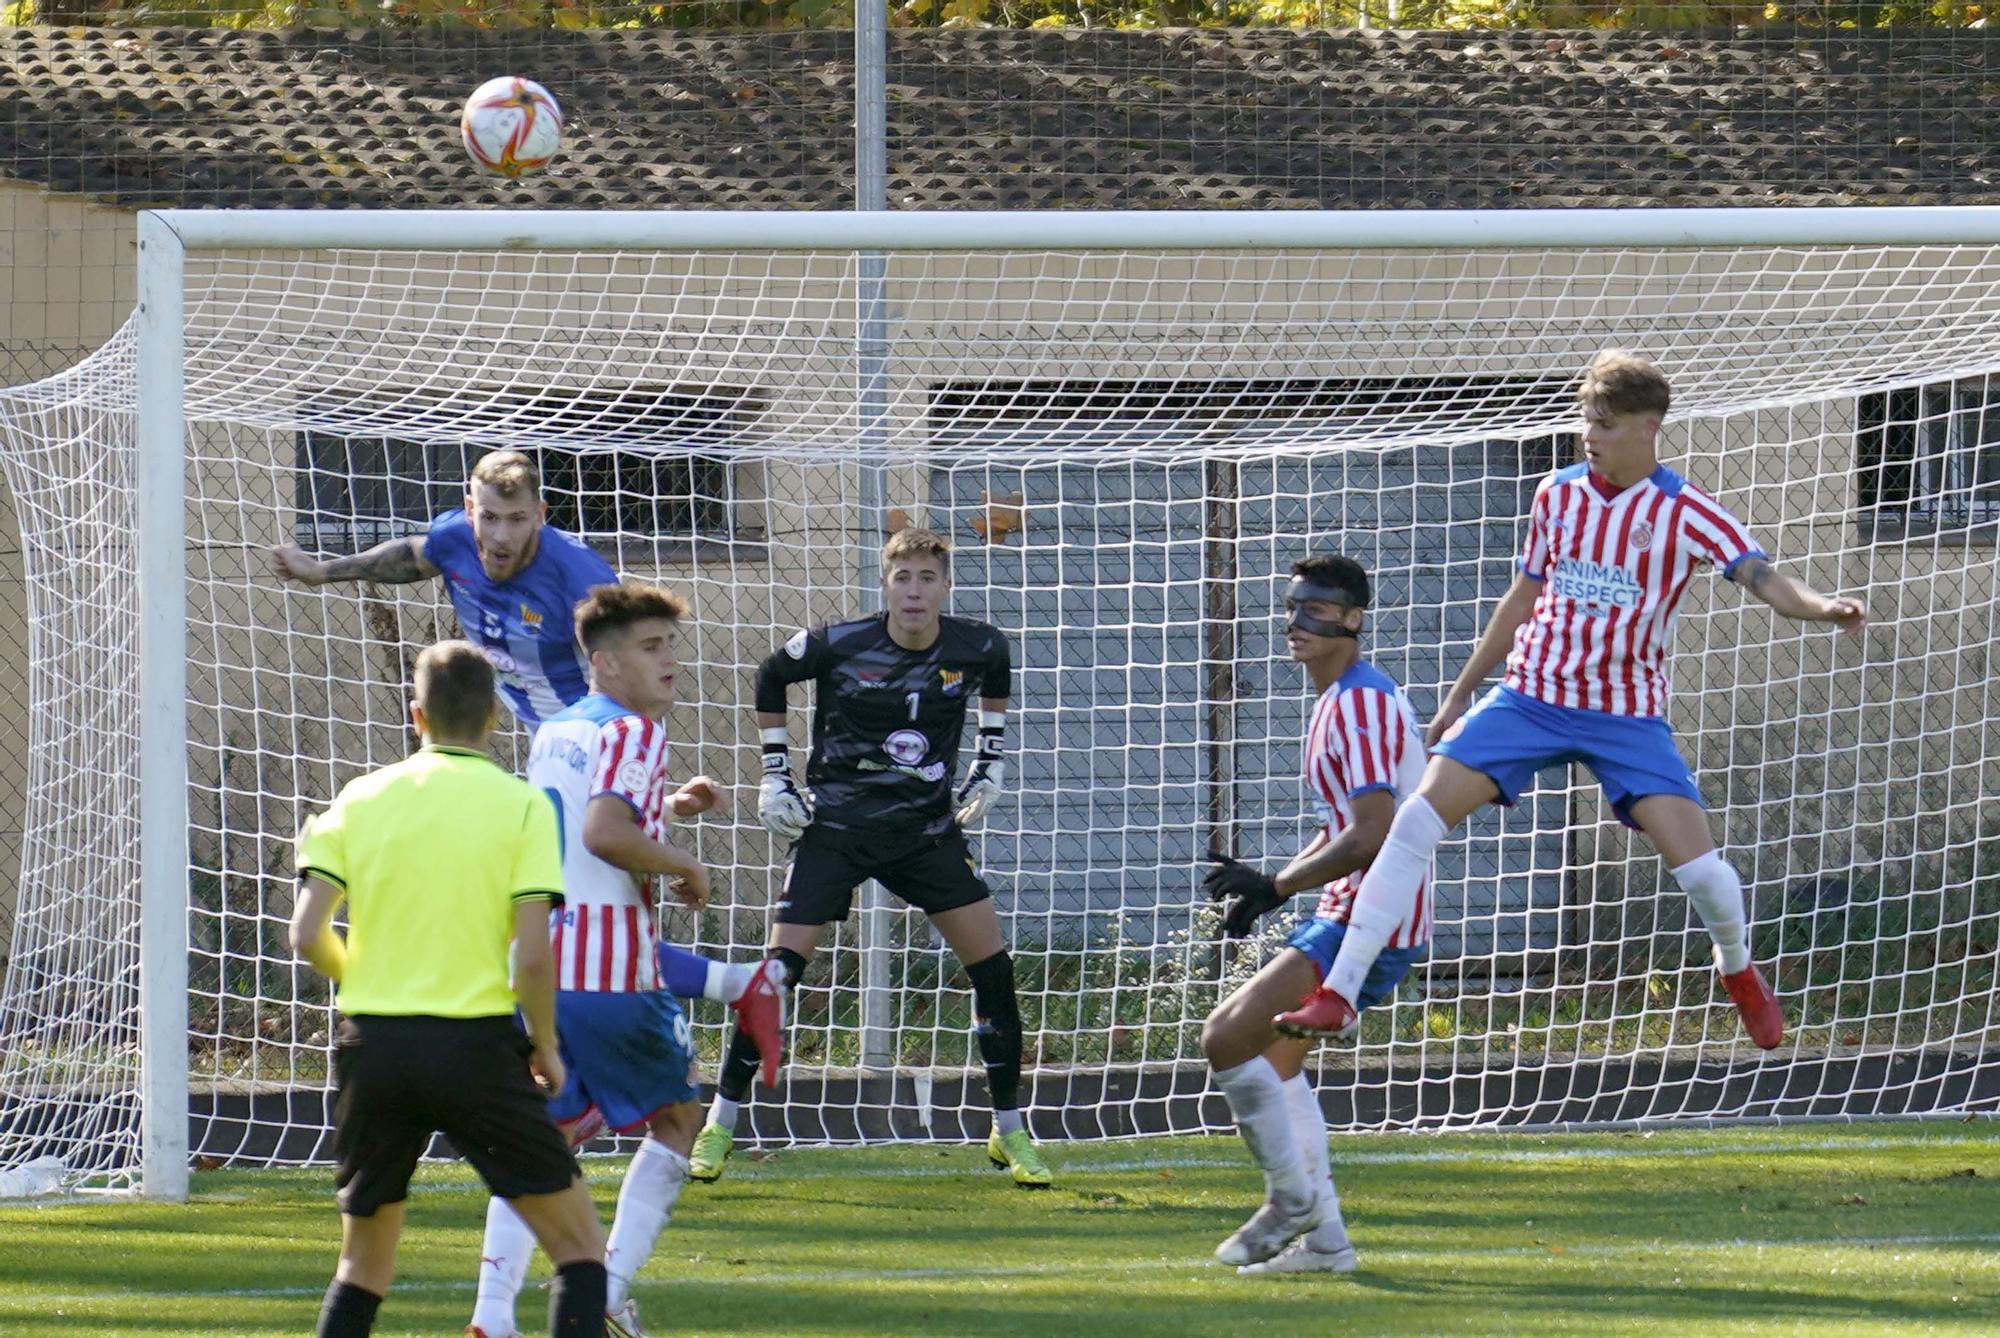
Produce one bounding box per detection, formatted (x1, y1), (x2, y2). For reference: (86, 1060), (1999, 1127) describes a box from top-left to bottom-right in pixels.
(315, 1280), (381, 1337)
(549, 1259), (608, 1335)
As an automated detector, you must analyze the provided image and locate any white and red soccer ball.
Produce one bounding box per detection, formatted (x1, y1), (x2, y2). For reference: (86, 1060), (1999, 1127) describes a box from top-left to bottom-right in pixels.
(460, 76), (563, 178)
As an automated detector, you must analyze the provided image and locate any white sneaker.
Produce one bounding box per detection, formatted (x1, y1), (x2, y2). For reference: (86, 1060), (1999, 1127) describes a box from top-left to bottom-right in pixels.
(1236, 1236), (1359, 1275)
(1213, 1195), (1319, 1266)
(605, 1298), (647, 1338)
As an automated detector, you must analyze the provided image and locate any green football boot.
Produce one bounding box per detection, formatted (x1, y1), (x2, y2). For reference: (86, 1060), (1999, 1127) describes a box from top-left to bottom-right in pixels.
(686, 1122), (734, 1184)
(986, 1127), (1053, 1189)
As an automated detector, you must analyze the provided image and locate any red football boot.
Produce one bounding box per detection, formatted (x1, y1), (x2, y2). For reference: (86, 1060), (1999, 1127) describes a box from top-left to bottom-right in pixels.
(732, 957), (789, 1087)
(1272, 986), (1360, 1041)
(1719, 960), (1784, 1050)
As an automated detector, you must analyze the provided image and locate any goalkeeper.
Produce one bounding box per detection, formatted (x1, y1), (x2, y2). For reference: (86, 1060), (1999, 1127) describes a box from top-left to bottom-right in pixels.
(1198, 554), (1430, 1276)
(268, 450), (779, 1044)
(688, 526), (1053, 1189)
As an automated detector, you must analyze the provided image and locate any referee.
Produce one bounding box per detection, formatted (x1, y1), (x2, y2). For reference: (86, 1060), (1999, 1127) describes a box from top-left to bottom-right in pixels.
(289, 640), (608, 1338)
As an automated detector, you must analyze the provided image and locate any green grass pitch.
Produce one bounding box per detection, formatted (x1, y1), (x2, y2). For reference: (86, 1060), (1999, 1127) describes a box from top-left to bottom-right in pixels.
(3, 1123), (1996, 1335)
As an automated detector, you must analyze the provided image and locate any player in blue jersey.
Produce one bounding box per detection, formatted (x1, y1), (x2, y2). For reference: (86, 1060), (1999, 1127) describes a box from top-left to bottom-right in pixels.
(269, 450), (782, 1037)
(271, 450), (614, 729)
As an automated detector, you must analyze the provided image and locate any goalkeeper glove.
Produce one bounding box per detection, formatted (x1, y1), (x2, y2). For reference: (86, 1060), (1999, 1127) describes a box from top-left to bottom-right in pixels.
(758, 728), (812, 842)
(954, 712), (1007, 828)
(1203, 852), (1285, 938)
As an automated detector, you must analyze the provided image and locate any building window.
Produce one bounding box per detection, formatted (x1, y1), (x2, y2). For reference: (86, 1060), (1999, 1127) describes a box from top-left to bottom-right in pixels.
(1858, 378), (2000, 542)
(294, 385), (761, 557)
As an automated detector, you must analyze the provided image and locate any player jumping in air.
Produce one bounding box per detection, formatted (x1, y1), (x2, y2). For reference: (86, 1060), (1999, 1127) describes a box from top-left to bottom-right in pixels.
(1199, 555), (1427, 1275)
(688, 527), (1053, 1189)
(1277, 350), (1868, 1046)
(468, 582), (721, 1338)
(268, 451), (780, 1059)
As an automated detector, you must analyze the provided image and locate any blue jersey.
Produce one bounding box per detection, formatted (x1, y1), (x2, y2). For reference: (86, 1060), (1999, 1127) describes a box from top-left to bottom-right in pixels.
(421, 510), (617, 728)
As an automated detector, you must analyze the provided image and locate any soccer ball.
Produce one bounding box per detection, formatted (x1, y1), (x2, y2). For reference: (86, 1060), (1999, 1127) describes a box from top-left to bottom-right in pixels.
(460, 76), (563, 178)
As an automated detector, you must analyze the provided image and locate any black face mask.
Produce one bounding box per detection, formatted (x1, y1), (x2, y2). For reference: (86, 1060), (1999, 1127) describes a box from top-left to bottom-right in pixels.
(1285, 576), (1366, 641)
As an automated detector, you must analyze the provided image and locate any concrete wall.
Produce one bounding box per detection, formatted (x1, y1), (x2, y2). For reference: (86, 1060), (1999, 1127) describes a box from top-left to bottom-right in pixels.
(0, 183), (138, 955)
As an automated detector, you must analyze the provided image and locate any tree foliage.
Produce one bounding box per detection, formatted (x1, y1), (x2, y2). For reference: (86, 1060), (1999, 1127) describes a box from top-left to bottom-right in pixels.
(14, 0), (1989, 30)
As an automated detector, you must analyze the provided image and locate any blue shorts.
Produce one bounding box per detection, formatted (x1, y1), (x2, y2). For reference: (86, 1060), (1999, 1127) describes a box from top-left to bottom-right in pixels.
(1433, 685), (1705, 829)
(1285, 918), (1426, 1010)
(545, 989), (698, 1136)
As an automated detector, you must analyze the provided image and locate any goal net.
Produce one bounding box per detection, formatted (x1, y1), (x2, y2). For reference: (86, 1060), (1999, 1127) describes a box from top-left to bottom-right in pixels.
(1, 211), (1995, 1195)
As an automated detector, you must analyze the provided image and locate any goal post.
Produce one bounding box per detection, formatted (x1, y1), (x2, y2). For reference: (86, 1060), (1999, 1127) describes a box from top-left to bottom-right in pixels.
(5, 206), (1998, 1201)
(136, 212), (192, 1204)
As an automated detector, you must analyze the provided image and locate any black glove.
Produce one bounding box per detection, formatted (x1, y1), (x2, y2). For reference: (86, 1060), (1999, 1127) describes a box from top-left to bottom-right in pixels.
(1203, 852), (1285, 938)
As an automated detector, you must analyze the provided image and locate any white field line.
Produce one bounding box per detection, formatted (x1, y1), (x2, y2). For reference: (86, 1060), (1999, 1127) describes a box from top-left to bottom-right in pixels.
(283, 1129), (1991, 1199)
(8, 1232), (1999, 1307)
(573, 1131), (1998, 1182)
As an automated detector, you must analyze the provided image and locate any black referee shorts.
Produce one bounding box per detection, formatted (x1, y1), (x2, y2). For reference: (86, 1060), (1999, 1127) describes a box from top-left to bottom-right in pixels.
(331, 1014), (579, 1218)
(775, 822), (992, 927)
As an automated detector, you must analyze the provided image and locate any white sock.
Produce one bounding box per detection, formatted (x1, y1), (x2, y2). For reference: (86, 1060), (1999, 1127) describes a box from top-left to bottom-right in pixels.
(1281, 1073), (1349, 1250)
(1325, 796), (1448, 1003)
(605, 1138), (689, 1310)
(1280, 1072), (1330, 1199)
(993, 1107), (1025, 1136)
(470, 1195), (537, 1334)
(707, 1094), (741, 1130)
(1675, 850), (1751, 974)
(1212, 1056), (1312, 1211)
(705, 960), (753, 1004)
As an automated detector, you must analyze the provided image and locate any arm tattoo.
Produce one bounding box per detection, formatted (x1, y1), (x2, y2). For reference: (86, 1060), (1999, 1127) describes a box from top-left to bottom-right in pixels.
(1735, 557), (1778, 597)
(323, 536), (431, 585)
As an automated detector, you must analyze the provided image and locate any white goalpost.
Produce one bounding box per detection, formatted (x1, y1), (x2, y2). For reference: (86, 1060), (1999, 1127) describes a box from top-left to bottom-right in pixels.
(2, 207), (1997, 1201)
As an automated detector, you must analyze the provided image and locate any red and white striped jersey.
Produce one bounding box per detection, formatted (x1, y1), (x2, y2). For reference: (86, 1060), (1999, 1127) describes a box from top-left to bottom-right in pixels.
(526, 691), (674, 993)
(1505, 463), (1763, 718)
(1306, 661), (1431, 948)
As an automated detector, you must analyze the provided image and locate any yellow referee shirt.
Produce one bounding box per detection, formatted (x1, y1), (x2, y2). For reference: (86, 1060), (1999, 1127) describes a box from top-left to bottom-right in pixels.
(294, 745), (564, 1018)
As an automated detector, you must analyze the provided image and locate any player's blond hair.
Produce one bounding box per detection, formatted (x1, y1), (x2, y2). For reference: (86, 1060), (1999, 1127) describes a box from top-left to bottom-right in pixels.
(882, 526), (951, 579)
(413, 640), (497, 739)
(469, 449), (540, 499)
(574, 580), (690, 654)
(1580, 350), (1671, 419)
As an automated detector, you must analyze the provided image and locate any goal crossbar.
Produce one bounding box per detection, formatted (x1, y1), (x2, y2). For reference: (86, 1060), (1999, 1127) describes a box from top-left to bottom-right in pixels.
(143, 205), (2000, 252)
